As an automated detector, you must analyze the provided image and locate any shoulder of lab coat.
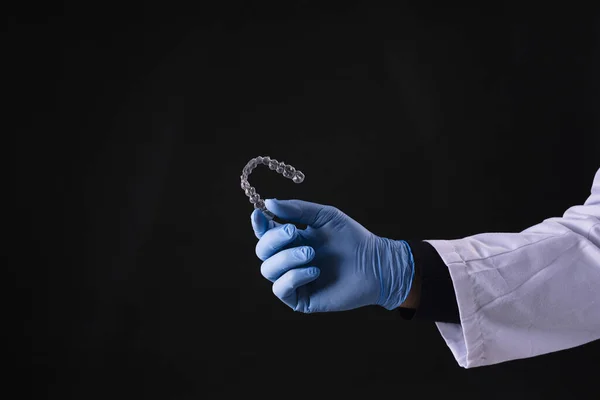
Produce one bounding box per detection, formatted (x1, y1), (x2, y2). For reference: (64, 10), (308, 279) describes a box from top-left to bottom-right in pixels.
(426, 167), (600, 368)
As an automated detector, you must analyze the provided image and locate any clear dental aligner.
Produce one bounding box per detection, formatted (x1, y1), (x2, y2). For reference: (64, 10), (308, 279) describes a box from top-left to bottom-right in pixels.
(240, 156), (305, 220)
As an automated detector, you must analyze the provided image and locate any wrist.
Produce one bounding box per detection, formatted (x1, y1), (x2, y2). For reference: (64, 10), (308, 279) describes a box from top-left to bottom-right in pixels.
(397, 240), (419, 309)
(376, 238), (417, 310)
(399, 241), (420, 309)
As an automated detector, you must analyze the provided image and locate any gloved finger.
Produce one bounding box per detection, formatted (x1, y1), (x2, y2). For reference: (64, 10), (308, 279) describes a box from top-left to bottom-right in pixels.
(251, 209), (279, 239)
(265, 199), (337, 228)
(255, 223), (298, 261)
(272, 266), (320, 309)
(260, 246), (315, 282)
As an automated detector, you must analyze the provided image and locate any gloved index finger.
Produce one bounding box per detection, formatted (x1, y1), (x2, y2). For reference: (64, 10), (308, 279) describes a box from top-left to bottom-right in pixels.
(251, 209), (278, 239)
(255, 224), (297, 261)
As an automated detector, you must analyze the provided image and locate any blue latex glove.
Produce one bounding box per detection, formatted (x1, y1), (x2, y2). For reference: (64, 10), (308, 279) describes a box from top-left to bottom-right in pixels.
(251, 199), (415, 313)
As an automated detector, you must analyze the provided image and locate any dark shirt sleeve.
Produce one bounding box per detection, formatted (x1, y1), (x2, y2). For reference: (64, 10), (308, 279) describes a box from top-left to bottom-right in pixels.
(398, 240), (460, 324)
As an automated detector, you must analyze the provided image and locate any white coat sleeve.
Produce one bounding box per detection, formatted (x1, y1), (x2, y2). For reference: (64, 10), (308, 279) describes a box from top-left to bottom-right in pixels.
(425, 167), (600, 368)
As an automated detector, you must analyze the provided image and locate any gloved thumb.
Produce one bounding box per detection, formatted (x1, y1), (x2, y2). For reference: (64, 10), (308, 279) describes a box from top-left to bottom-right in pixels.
(265, 199), (335, 228)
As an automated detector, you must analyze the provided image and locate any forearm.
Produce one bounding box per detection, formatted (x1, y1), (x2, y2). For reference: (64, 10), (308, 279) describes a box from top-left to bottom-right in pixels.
(425, 167), (600, 368)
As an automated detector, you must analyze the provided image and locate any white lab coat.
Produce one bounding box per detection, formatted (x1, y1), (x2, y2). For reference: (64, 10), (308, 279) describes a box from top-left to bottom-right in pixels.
(426, 167), (600, 368)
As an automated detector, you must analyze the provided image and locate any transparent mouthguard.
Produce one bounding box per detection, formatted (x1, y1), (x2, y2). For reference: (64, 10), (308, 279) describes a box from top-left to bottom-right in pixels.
(240, 156), (305, 220)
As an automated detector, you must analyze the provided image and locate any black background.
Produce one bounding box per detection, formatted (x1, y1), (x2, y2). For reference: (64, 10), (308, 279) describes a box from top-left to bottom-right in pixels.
(10, 3), (600, 399)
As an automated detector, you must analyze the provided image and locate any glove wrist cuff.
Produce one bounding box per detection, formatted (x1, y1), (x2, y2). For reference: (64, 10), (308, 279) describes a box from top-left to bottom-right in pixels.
(378, 238), (415, 310)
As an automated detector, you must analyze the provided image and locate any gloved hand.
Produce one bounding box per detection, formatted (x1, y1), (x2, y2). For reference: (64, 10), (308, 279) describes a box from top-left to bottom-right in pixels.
(251, 199), (415, 313)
